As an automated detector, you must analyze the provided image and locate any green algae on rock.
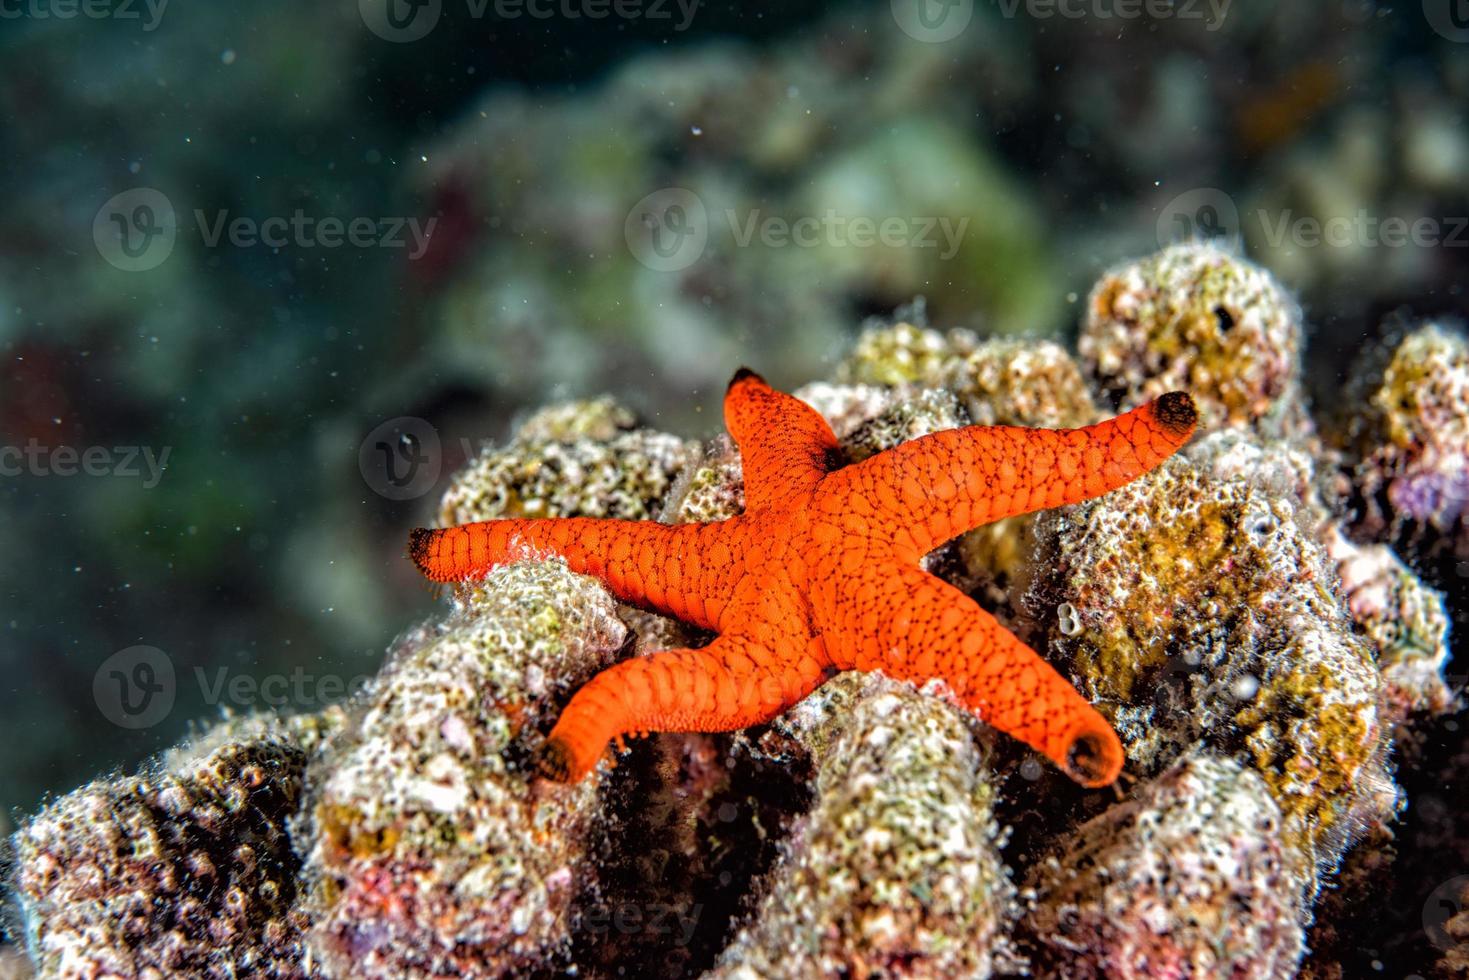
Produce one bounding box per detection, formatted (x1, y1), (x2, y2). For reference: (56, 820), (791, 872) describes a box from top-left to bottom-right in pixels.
(837, 320), (959, 388)
(712, 674), (1015, 980)
(1025, 752), (1305, 980)
(946, 337), (1101, 430)
(1028, 435), (1390, 874)
(514, 395), (639, 444)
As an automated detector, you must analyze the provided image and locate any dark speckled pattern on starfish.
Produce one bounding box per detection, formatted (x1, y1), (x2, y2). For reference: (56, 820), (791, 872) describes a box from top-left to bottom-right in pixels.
(411, 371), (1197, 787)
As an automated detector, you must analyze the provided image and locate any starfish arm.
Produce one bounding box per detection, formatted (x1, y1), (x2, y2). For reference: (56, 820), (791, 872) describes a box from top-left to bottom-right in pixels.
(409, 518), (725, 630)
(537, 632), (829, 782)
(830, 392), (1197, 559)
(827, 563), (1123, 787)
(724, 368), (841, 511)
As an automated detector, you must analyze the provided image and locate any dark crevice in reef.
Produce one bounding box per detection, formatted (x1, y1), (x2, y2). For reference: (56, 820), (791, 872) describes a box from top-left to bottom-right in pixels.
(1304, 713), (1469, 978)
(558, 729), (812, 979)
(1302, 552), (1469, 978)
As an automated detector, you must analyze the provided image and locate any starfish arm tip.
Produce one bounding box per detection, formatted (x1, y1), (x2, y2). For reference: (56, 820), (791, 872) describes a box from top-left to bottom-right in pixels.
(535, 735), (579, 782)
(1153, 390), (1199, 437)
(407, 526), (436, 570)
(1063, 724), (1126, 788)
(727, 366), (764, 390)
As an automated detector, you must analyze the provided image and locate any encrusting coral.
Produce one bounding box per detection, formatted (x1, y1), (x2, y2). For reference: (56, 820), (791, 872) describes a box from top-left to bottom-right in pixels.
(1337, 322), (1469, 561)
(8, 244), (1462, 978)
(711, 674), (1015, 979)
(295, 560), (628, 978)
(12, 713), (337, 979)
(1026, 435), (1393, 876)
(1324, 526), (1452, 722)
(836, 321), (1101, 431)
(1080, 242), (1308, 438)
(439, 397), (697, 527)
(1024, 751), (1306, 980)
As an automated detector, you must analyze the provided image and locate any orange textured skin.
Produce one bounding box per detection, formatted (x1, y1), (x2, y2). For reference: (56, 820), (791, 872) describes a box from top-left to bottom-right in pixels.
(410, 370), (1198, 788)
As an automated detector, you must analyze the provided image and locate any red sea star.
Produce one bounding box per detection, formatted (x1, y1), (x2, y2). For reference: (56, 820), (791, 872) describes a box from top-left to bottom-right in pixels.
(410, 370), (1197, 787)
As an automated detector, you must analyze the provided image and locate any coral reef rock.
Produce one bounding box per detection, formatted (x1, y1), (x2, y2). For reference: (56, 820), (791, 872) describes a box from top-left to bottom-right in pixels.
(1325, 526), (1453, 722)
(13, 713), (333, 979)
(1339, 322), (1469, 561)
(440, 398), (697, 526)
(9, 243), (1465, 979)
(1028, 433), (1394, 875)
(295, 561), (628, 978)
(713, 674), (1014, 980)
(836, 323), (1098, 429)
(1080, 243), (1307, 438)
(1025, 751), (1305, 980)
